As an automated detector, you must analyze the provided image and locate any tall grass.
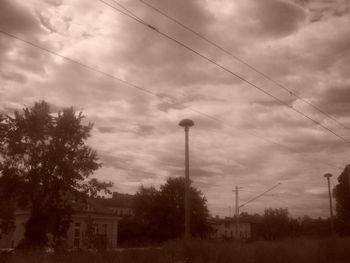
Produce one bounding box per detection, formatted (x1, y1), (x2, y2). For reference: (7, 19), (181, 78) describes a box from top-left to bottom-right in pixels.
(1, 237), (349, 263)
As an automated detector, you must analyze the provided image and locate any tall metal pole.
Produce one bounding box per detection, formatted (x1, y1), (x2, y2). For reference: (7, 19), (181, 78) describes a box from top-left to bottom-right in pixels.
(184, 126), (190, 240)
(324, 173), (334, 236)
(348, 165), (350, 190)
(235, 185), (239, 240)
(179, 119), (194, 240)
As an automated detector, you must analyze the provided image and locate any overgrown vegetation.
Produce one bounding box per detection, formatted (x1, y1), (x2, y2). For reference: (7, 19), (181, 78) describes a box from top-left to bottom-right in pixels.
(333, 165), (350, 235)
(0, 101), (112, 249)
(1, 237), (350, 263)
(118, 177), (211, 246)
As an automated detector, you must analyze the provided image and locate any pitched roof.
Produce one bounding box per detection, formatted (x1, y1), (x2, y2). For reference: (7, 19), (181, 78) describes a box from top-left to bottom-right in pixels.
(71, 198), (114, 215)
(95, 192), (135, 208)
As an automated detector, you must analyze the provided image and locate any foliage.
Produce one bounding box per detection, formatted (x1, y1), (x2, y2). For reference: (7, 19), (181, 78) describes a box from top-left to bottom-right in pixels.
(118, 177), (210, 246)
(0, 101), (111, 248)
(258, 208), (294, 240)
(84, 216), (107, 252)
(238, 211), (331, 240)
(2, 237), (350, 263)
(333, 165), (350, 235)
(159, 177), (210, 239)
(299, 216), (330, 236)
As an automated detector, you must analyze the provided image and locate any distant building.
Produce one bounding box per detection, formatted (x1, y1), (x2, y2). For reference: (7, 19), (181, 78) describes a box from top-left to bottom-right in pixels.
(0, 199), (119, 250)
(96, 192), (135, 218)
(210, 217), (254, 240)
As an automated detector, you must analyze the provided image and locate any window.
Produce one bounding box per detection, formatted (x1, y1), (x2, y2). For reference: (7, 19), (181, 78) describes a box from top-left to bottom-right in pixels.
(102, 224), (107, 235)
(74, 222), (81, 248)
(74, 228), (80, 237)
(94, 224), (99, 234)
(74, 238), (80, 247)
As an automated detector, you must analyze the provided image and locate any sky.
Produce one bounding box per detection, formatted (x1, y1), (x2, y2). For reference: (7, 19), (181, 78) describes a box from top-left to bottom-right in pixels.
(1, 0), (350, 218)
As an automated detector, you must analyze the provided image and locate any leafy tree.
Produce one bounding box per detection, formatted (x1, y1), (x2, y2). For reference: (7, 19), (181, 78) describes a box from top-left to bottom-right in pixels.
(259, 208), (291, 240)
(118, 186), (160, 246)
(158, 177), (210, 239)
(118, 177), (210, 245)
(0, 101), (111, 248)
(83, 216), (107, 252)
(333, 165), (350, 235)
(299, 215), (330, 236)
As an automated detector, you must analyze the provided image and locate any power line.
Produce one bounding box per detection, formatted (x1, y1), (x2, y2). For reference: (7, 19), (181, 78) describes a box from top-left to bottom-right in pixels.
(96, 0), (350, 144)
(0, 28), (346, 174)
(110, 0), (144, 22)
(138, 0), (350, 132)
(0, 29), (296, 152)
(240, 183), (281, 208)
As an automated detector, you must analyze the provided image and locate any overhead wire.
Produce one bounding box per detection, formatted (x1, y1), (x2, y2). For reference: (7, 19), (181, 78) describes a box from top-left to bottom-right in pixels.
(95, 0), (350, 144)
(0, 11), (347, 171)
(240, 183), (281, 208)
(0, 29), (297, 153)
(0, 29), (345, 181)
(138, 0), (350, 132)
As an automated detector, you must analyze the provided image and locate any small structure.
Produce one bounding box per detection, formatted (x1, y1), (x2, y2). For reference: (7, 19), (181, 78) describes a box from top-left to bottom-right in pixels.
(210, 217), (253, 241)
(96, 192), (135, 218)
(0, 198), (119, 250)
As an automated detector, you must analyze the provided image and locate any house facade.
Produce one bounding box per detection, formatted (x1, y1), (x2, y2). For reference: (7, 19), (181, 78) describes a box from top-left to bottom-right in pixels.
(0, 199), (119, 250)
(210, 218), (253, 240)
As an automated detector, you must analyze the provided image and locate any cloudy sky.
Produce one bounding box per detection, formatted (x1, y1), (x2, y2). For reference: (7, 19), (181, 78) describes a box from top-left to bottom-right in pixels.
(1, 0), (350, 218)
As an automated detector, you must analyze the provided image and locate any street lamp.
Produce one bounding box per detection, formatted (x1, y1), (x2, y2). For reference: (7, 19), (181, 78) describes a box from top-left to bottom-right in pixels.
(324, 173), (334, 235)
(179, 119), (194, 240)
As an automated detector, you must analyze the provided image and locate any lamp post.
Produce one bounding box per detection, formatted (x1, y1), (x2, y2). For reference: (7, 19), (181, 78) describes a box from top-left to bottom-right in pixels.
(324, 173), (334, 236)
(179, 119), (194, 240)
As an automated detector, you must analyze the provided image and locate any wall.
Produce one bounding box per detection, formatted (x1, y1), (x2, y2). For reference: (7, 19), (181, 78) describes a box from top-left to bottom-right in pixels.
(211, 221), (252, 240)
(0, 212), (118, 249)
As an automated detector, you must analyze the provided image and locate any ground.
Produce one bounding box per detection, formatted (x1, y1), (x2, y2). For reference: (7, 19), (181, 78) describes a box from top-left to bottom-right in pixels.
(1, 237), (349, 263)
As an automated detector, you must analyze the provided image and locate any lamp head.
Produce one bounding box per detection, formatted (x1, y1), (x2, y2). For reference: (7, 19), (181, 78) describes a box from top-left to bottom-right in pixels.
(324, 173), (332, 179)
(179, 119), (194, 128)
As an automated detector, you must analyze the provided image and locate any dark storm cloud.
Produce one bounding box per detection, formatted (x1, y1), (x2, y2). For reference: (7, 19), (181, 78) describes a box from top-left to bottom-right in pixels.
(136, 124), (156, 136)
(99, 153), (134, 170)
(0, 71), (27, 83)
(0, 0), (41, 36)
(315, 84), (350, 117)
(190, 167), (223, 180)
(157, 100), (186, 112)
(249, 0), (307, 38)
(237, 105), (307, 130)
(293, 0), (350, 22)
(45, 0), (63, 6)
(140, 0), (214, 37)
(36, 10), (57, 33)
(98, 0), (236, 92)
(2, 0), (349, 218)
(98, 126), (116, 134)
(283, 132), (347, 154)
(0, 0), (49, 88)
(0, 0), (42, 65)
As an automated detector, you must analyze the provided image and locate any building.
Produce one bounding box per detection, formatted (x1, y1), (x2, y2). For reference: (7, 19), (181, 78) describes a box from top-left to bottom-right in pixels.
(210, 217), (254, 241)
(0, 198), (119, 250)
(96, 192), (135, 218)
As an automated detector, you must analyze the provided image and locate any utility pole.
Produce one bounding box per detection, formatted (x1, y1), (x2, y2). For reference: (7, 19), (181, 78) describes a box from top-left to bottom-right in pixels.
(348, 165), (350, 190)
(324, 173), (334, 236)
(232, 186), (242, 240)
(179, 119), (194, 240)
(230, 183), (281, 241)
